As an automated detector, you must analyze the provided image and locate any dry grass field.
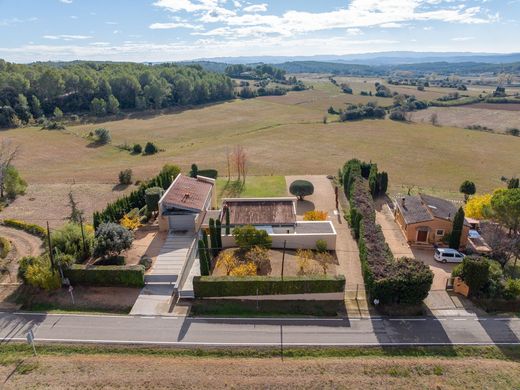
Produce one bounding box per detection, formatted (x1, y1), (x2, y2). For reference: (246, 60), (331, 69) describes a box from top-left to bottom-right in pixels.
(0, 81), (519, 224)
(1, 354), (519, 389)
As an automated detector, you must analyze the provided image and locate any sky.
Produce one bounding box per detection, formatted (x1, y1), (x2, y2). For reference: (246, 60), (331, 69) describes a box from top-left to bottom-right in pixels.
(0, 0), (519, 63)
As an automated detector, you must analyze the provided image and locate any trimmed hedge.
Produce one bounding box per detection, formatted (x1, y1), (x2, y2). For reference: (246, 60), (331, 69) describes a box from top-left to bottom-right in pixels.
(343, 159), (433, 306)
(2, 219), (47, 239)
(193, 275), (345, 297)
(197, 169), (218, 179)
(64, 264), (145, 287)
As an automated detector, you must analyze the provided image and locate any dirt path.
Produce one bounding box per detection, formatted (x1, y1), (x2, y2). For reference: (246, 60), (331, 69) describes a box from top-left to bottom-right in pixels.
(1, 355), (518, 389)
(0, 226), (44, 283)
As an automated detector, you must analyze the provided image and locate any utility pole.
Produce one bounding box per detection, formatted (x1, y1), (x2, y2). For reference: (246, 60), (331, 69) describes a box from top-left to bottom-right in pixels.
(79, 214), (87, 257)
(46, 221), (55, 269)
(281, 240), (286, 281)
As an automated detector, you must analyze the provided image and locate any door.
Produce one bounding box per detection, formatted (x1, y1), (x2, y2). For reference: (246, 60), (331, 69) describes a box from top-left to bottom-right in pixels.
(168, 214), (196, 232)
(417, 230), (428, 243)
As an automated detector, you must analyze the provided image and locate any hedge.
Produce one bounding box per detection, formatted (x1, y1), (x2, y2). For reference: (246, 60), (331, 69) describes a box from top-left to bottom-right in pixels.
(64, 264), (145, 287)
(197, 169), (218, 179)
(193, 275), (345, 297)
(343, 159), (433, 306)
(2, 219), (47, 239)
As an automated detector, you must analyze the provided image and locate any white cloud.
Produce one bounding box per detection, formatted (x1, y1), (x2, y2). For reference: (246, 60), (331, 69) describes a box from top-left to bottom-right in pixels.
(43, 34), (92, 40)
(380, 22), (403, 28)
(105, 21), (118, 25)
(242, 3), (268, 13)
(451, 36), (475, 41)
(149, 22), (203, 29)
(346, 28), (363, 35)
(59, 0), (73, 4)
(0, 17), (38, 27)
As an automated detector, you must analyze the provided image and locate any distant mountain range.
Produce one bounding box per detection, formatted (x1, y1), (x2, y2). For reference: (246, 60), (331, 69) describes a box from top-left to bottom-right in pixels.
(193, 51), (520, 66)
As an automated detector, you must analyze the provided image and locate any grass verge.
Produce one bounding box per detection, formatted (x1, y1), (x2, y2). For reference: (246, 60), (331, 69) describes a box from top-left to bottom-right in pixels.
(1, 344), (520, 362)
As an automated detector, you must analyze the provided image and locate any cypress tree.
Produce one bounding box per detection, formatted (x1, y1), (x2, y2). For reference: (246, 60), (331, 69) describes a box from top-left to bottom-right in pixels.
(215, 219), (223, 250)
(225, 207), (231, 235)
(198, 240), (209, 276)
(449, 207), (465, 249)
(380, 171), (388, 194)
(368, 164), (378, 197)
(209, 218), (218, 257)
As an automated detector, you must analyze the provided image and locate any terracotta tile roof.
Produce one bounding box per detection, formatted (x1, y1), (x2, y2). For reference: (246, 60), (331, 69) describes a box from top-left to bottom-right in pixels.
(162, 175), (213, 212)
(223, 199), (296, 226)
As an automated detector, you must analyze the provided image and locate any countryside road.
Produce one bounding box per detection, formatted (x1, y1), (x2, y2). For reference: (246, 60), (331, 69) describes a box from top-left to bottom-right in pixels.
(1, 312), (520, 346)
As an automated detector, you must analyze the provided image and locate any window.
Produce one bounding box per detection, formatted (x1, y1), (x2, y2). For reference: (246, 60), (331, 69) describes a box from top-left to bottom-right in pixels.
(444, 253), (454, 258)
(436, 229), (445, 236)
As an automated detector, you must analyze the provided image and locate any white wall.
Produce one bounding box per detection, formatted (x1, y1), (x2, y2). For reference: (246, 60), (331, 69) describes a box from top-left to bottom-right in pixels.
(221, 233), (336, 250)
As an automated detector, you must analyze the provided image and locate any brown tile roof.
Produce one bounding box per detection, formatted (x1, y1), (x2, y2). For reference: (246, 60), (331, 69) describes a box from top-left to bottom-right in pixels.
(162, 175), (213, 212)
(396, 194), (467, 225)
(223, 199), (296, 226)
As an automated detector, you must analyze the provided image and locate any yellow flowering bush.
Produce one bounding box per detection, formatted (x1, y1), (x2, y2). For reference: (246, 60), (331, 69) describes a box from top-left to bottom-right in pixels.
(303, 210), (328, 221)
(229, 262), (257, 276)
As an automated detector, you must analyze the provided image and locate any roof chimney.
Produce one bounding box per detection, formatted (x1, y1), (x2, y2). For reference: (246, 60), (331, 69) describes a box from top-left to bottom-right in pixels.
(401, 197), (406, 207)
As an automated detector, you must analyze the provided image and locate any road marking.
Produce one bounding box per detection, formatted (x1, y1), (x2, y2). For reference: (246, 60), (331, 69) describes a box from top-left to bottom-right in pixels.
(494, 318), (511, 321)
(389, 318), (426, 322)
(2, 337), (520, 347)
(161, 317), (179, 320)
(433, 318), (446, 321)
(139, 316), (156, 319)
(453, 318), (467, 321)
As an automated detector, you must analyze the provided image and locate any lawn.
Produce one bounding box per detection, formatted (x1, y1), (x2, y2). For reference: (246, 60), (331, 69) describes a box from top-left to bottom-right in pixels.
(216, 175), (287, 201)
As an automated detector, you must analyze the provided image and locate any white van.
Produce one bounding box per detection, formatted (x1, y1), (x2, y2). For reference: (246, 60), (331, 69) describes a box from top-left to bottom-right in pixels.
(434, 248), (465, 263)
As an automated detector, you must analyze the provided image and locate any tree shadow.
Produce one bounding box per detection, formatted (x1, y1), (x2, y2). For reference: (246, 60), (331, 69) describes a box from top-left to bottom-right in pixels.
(294, 200), (314, 215)
(219, 180), (245, 199)
(112, 183), (130, 192)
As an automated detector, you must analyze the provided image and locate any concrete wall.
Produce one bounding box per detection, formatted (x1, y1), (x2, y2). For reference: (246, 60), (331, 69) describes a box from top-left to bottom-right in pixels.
(221, 233), (336, 250)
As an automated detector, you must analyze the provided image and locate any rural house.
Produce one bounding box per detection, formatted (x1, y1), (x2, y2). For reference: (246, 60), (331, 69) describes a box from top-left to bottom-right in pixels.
(158, 174), (216, 233)
(394, 194), (470, 247)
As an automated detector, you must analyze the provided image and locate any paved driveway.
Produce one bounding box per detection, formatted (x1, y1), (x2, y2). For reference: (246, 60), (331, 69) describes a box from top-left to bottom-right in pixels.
(285, 175), (364, 290)
(412, 248), (456, 291)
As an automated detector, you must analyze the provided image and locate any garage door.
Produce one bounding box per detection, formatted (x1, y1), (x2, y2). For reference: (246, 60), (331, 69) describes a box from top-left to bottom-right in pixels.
(168, 214), (196, 232)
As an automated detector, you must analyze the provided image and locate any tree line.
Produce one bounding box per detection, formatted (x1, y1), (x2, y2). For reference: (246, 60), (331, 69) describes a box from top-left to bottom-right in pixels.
(0, 60), (235, 128)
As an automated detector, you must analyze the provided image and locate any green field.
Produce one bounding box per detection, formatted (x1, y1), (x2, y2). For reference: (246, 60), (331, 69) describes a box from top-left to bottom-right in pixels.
(216, 176), (287, 202)
(0, 79), (518, 223)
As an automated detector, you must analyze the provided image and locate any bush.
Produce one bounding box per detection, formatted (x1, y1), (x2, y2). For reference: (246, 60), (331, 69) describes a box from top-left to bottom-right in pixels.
(120, 210), (142, 231)
(0, 236), (11, 259)
(460, 256), (490, 296)
(144, 142), (158, 155)
(232, 225), (272, 249)
(18, 256), (38, 281)
(25, 255), (61, 291)
(4, 166), (27, 199)
(51, 222), (94, 261)
(94, 128), (111, 144)
(503, 278), (520, 300)
(389, 109), (406, 121)
(244, 246), (271, 274)
(118, 169), (132, 185)
(2, 219), (46, 238)
(132, 144), (142, 154)
(64, 264), (144, 287)
(193, 275), (345, 297)
(94, 222), (133, 258)
(94, 255), (125, 266)
(229, 262), (257, 276)
(289, 180), (314, 200)
(505, 128), (519, 137)
(303, 210), (328, 221)
(41, 121), (65, 130)
(197, 169), (218, 179)
(139, 255), (153, 271)
(145, 186), (164, 213)
(315, 239), (328, 253)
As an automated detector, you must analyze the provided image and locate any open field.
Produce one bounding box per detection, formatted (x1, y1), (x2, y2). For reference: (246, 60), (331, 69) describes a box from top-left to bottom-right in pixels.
(1, 345), (519, 389)
(0, 83), (519, 225)
(410, 105), (520, 133)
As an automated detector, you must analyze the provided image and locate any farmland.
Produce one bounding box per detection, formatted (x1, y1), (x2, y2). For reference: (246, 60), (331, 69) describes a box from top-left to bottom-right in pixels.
(0, 78), (519, 224)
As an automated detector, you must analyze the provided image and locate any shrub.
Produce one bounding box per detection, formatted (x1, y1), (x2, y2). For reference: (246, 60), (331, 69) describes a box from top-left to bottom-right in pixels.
(4, 166), (27, 199)
(505, 128), (519, 137)
(94, 128), (111, 144)
(197, 169), (218, 179)
(289, 180), (314, 200)
(296, 249), (314, 275)
(132, 144), (142, 154)
(94, 222), (133, 258)
(193, 275), (345, 297)
(41, 121), (65, 130)
(18, 256), (38, 281)
(25, 255), (61, 291)
(139, 255), (153, 271)
(55, 253), (75, 269)
(503, 278), (520, 300)
(189, 163), (198, 178)
(144, 186), (164, 213)
(232, 225), (272, 249)
(315, 251), (333, 274)
(2, 219), (46, 238)
(0, 236), (11, 259)
(315, 239), (328, 253)
(389, 109), (406, 121)
(460, 256), (490, 296)
(120, 211), (142, 231)
(51, 222), (94, 261)
(303, 210), (328, 221)
(64, 264), (144, 287)
(144, 142), (158, 155)
(245, 246), (271, 274)
(229, 262), (257, 276)
(118, 169), (132, 185)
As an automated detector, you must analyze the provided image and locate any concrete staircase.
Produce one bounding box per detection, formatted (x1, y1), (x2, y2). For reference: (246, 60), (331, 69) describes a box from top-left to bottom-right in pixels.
(130, 233), (196, 316)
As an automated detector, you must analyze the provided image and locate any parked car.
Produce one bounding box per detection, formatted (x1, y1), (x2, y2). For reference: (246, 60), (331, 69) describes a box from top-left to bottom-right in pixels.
(434, 248), (465, 263)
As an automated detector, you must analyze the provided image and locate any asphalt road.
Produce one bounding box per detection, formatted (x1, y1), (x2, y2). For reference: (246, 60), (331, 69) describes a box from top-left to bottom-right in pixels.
(1, 312), (520, 346)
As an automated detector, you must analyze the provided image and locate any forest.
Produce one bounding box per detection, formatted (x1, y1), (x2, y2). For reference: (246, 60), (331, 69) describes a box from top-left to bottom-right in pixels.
(0, 60), (235, 128)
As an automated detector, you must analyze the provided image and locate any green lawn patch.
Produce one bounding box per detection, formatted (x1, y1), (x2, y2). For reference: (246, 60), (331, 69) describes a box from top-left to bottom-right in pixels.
(216, 176), (287, 202)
